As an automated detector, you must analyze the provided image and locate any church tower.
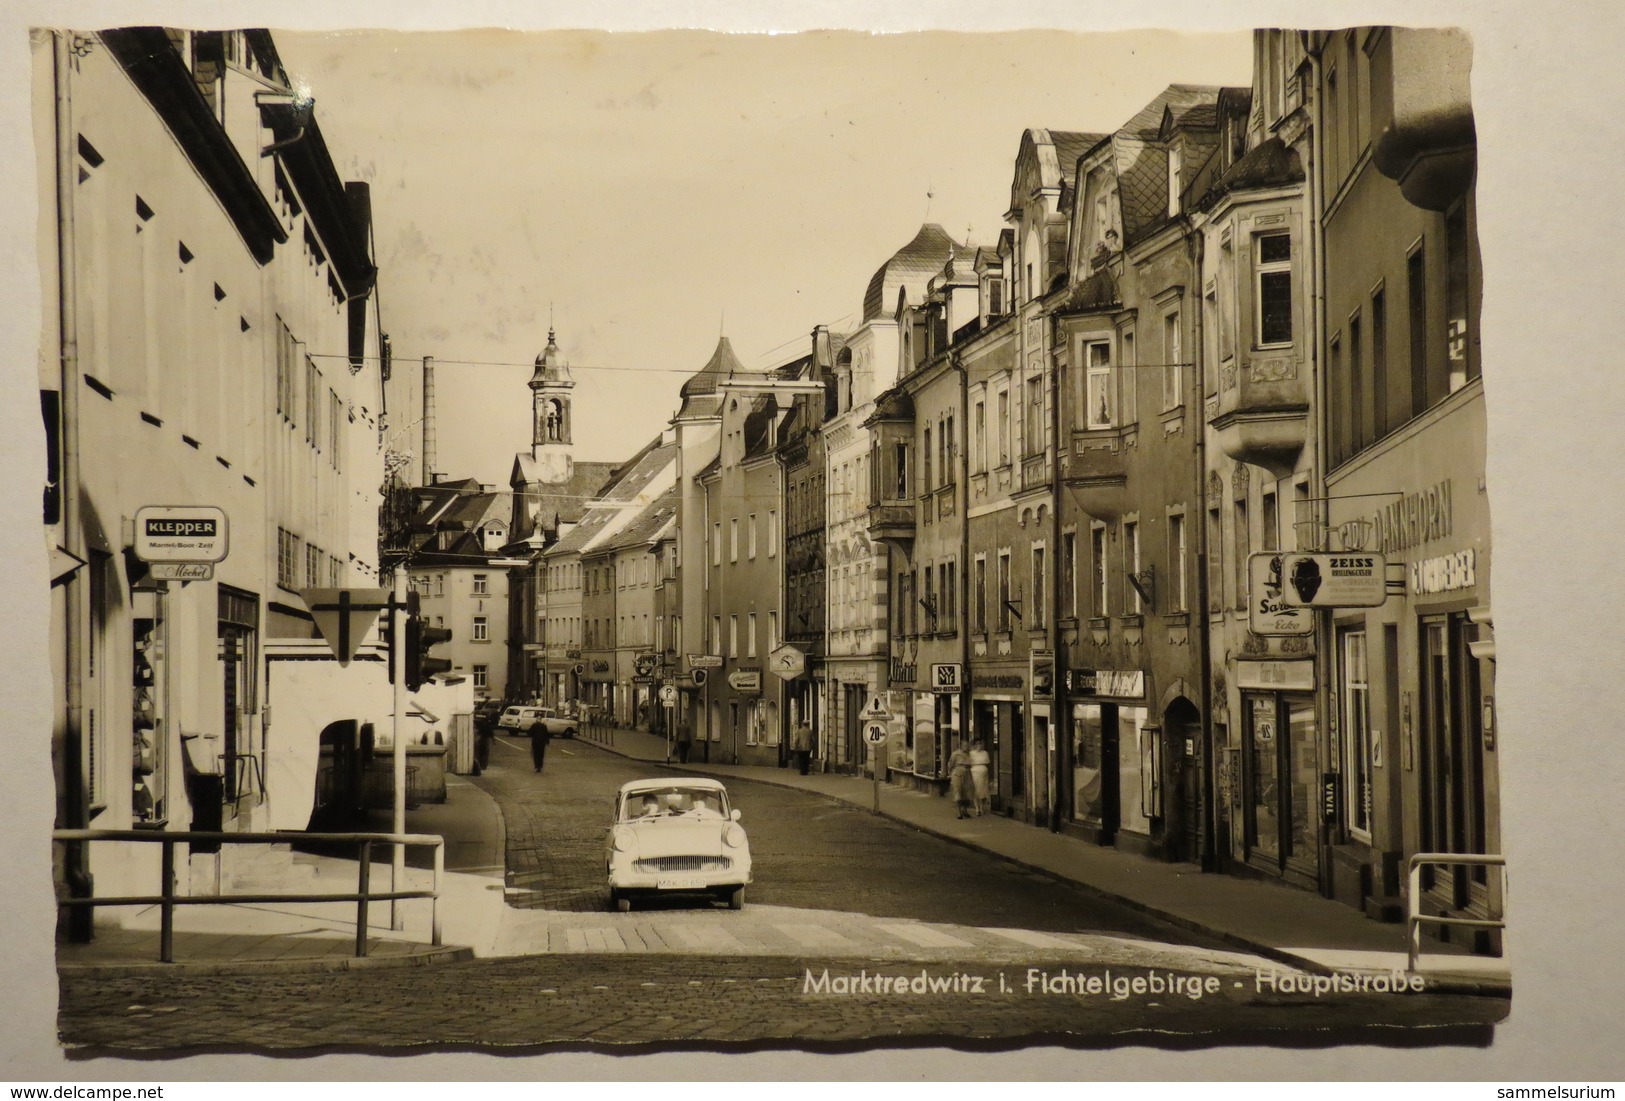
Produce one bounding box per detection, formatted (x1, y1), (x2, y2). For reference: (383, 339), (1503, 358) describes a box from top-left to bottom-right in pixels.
(528, 326), (575, 484)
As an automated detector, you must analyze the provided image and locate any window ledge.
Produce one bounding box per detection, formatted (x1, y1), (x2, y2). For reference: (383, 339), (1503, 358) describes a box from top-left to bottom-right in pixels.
(1116, 614), (1144, 629)
(1162, 611), (1191, 627)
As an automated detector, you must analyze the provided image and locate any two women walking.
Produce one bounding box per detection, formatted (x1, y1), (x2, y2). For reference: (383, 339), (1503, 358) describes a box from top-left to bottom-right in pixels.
(948, 736), (993, 819)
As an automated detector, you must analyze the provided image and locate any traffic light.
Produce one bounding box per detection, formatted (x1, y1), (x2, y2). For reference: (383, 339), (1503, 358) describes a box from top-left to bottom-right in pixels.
(1029, 650), (1055, 701)
(404, 591), (453, 691)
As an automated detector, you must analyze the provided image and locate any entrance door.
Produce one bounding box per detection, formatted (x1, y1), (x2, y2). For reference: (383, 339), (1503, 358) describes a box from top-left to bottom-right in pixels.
(1163, 698), (1203, 863)
(844, 683), (866, 769)
(1243, 691), (1318, 884)
(1420, 615), (1489, 908)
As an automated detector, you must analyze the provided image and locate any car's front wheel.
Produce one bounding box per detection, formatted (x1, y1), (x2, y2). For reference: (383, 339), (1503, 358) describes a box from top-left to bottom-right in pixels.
(725, 886), (744, 911)
(611, 890), (631, 914)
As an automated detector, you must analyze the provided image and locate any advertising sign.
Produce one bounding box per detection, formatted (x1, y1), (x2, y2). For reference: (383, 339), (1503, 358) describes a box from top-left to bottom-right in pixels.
(929, 663), (962, 693)
(689, 654), (723, 670)
(769, 644), (806, 681)
(727, 670), (762, 693)
(1248, 554), (1314, 636)
(1278, 552), (1388, 608)
(133, 505), (229, 563)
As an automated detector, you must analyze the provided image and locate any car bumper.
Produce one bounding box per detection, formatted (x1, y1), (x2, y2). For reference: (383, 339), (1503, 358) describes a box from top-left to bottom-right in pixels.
(608, 862), (752, 893)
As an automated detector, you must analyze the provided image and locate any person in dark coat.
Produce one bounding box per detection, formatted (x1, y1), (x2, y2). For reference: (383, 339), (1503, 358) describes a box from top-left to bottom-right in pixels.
(528, 718), (551, 772)
(675, 720), (694, 764)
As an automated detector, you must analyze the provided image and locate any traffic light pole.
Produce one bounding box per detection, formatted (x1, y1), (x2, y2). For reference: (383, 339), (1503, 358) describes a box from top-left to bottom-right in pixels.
(390, 569), (407, 931)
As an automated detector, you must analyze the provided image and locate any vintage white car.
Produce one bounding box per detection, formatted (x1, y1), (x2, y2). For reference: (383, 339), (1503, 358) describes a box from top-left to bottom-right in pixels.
(605, 778), (752, 912)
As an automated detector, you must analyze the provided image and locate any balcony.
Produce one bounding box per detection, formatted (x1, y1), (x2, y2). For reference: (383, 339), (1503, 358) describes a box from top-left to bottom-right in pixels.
(1061, 438), (1128, 520)
(1370, 28), (1475, 211)
(1209, 352), (1310, 478)
(868, 501), (915, 548)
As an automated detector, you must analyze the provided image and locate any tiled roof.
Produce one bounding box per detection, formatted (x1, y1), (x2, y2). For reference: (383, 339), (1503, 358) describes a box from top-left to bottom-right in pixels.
(1111, 86), (1224, 244)
(863, 224), (963, 322)
(679, 336), (744, 399)
(1049, 131), (1107, 185)
(544, 441), (676, 557)
(605, 487), (679, 552)
(1192, 136), (1304, 211)
(510, 458), (620, 535)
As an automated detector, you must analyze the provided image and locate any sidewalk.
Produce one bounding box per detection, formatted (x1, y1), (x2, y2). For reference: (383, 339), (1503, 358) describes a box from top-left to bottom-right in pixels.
(56, 772), (507, 974)
(578, 720), (1511, 996)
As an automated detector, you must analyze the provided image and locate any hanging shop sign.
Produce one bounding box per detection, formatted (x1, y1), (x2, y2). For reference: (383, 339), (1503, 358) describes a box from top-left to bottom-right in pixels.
(1278, 553), (1388, 608)
(929, 663), (963, 693)
(689, 654), (724, 670)
(727, 670), (762, 693)
(769, 644), (807, 681)
(1248, 553), (1314, 636)
(133, 505), (229, 563)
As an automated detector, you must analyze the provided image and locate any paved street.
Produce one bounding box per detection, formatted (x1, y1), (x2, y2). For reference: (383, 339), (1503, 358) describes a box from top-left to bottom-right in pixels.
(56, 734), (1508, 1051)
(476, 732), (1240, 962)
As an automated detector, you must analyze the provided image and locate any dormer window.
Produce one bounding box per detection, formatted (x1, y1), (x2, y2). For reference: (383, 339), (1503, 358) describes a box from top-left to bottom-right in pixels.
(1167, 144), (1183, 217)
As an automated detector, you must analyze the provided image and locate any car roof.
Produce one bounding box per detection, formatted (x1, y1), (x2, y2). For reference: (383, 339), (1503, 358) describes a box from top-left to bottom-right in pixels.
(617, 777), (727, 795)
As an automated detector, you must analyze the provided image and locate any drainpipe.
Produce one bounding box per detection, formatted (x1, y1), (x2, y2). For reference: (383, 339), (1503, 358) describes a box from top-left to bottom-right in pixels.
(1188, 222), (1218, 872)
(55, 31), (93, 937)
(1047, 314), (1066, 832)
(950, 355), (971, 791)
(1305, 36), (1335, 896)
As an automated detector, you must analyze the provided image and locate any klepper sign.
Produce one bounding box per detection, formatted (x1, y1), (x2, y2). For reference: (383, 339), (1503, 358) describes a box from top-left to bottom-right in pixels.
(133, 506), (229, 563)
(1278, 552), (1388, 608)
(1248, 554), (1313, 636)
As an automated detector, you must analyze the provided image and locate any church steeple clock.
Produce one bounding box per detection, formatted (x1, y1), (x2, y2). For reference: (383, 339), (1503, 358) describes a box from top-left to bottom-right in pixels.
(528, 326), (576, 483)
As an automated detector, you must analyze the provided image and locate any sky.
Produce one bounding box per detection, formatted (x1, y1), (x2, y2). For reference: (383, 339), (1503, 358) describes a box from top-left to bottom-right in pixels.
(273, 28), (1253, 484)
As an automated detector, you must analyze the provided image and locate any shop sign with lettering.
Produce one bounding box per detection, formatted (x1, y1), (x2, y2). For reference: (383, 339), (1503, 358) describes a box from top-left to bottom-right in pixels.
(1278, 553), (1388, 608)
(1248, 553), (1314, 636)
(1067, 669), (1146, 698)
(134, 506), (229, 563)
(1236, 660), (1315, 692)
(1411, 549), (1477, 596)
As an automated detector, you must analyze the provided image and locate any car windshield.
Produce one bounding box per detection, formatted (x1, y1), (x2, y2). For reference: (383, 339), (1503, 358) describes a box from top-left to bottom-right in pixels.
(619, 786), (728, 822)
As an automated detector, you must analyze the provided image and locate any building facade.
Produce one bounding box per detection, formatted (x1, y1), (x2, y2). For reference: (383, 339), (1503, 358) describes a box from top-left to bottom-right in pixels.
(40, 28), (387, 912)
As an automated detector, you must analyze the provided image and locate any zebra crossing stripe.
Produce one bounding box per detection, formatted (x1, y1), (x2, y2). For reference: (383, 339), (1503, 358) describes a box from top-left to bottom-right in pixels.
(774, 923), (859, 949)
(873, 922), (976, 949)
(977, 927), (1082, 950)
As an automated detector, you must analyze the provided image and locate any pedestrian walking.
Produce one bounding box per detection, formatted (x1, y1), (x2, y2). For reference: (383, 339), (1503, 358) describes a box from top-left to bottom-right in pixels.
(969, 738), (991, 816)
(474, 711), (494, 773)
(791, 720), (813, 776)
(675, 720), (694, 764)
(528, 718), (551, 772)
(947, 737), (975, 819)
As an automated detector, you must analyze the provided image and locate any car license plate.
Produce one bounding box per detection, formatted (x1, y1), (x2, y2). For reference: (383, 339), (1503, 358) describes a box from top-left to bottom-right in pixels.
(656, 877), (705, 890)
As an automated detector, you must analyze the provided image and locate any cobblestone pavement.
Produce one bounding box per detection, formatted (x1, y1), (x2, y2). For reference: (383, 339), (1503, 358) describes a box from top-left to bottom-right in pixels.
(57, 951), (1504, 1052)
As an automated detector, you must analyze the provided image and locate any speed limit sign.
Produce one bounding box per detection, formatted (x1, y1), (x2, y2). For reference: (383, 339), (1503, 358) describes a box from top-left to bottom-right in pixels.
(863, 721), (888, 745)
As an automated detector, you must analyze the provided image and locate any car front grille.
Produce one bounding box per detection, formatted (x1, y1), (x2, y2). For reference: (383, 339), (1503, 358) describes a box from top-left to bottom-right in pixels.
(633, 856), (730, 873)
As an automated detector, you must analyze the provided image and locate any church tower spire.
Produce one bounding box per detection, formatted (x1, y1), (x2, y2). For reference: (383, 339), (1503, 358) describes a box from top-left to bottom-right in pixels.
(528, 326), (576, 482)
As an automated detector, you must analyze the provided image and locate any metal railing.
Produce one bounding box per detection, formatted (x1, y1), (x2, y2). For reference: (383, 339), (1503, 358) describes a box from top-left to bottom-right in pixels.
(1406, 851), (1506, 972)
(52, 829), (443, 963)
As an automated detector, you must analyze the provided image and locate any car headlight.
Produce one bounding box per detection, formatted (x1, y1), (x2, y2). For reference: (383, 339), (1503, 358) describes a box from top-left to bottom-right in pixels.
(612, 826), (638, 854)
(723, 824), (747, 849)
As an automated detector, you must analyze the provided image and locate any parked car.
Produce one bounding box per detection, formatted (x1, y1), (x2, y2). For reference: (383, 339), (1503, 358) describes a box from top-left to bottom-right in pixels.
(496, 705), (578, 738)
(473, 699), (505, 728)
(605, 778), (751, 912)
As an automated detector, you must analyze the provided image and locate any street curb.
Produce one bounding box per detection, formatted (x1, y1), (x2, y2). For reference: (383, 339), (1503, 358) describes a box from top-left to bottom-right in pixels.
(56, 943), (476, 978)
(582, 732), (1511, 1000)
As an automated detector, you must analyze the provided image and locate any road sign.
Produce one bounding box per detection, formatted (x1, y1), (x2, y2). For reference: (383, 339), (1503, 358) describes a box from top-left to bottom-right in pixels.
(769, 644), (806, 681)
(929, 663), (962, 693)
(1279, 552), (1389, 608)
(727, 670), (762, 693)
(689, 654), (723, 670)
(863, 721), (888, 746)
(300, 587), (390, 666)
(133, 505), (229, 563)
(659, 684), (678, 704)
(1248, 554), (1314, 636)
(862, 694), (890, 721)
